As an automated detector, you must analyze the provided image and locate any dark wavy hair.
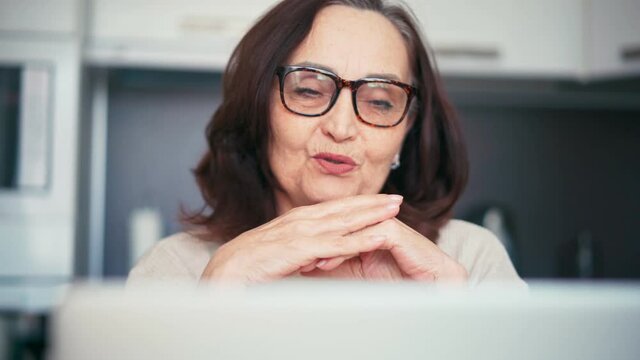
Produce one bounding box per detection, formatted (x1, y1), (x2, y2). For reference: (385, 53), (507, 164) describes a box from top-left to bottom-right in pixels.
(185, 0), (468, 243)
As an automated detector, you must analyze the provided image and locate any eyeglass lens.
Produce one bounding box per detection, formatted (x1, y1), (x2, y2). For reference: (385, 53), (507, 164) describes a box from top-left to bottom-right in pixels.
(282, 70), (408, 127)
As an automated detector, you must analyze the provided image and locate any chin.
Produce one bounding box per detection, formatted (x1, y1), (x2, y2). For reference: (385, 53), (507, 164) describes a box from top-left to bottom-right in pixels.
(304, 185), (359, 204)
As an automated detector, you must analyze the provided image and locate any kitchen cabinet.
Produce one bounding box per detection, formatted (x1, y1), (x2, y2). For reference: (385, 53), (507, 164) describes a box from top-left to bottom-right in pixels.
(586, 0), (640, 79)
(407, 0), (585, 78)
(84, 0), (640, 80)
(85, 0), (279, 70)
(0, 0), (80, 37)
(83, 0), (589, 78)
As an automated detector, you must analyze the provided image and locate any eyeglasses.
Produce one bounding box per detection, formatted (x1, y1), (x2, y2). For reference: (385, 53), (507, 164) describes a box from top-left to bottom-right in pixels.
(276, 65), (416, 128)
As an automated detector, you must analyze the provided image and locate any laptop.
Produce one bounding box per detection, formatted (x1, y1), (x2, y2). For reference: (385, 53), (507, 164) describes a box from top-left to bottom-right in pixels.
(50, 280), (640, 360)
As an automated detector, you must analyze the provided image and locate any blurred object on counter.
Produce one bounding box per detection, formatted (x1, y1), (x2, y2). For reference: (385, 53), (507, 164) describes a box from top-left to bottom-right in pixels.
(0, 314), (47, 360)
(558, 230), (603, 278)
(0, 317), (7, 359)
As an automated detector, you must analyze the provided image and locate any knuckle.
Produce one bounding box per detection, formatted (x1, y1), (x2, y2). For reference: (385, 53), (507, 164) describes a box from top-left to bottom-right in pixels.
(339, 213), (356, 228)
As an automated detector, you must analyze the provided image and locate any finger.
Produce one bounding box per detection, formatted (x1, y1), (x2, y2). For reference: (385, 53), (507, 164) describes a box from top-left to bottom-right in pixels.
(253, 195), (399, 238)
(355, 219), (464, 281)
(343, 221), (402, 272)
(299, 260), (320, 273)
(319, 200), (401, 235)
(306, 234), (388, 260)
(316, 254), (357, 271)
(293, 194), (403, 220)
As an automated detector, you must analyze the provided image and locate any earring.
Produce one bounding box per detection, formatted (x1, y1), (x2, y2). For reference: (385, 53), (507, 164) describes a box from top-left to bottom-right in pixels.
(390, 153), (400, 170)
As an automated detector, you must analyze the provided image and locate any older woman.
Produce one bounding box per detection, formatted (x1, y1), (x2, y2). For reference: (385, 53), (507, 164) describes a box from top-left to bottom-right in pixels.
(128, 0), (525, 286)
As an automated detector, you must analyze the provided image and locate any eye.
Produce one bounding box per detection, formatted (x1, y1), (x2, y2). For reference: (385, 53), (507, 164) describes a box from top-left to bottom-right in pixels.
(293, 87), (323, 98)
(368, 99), (394, 111)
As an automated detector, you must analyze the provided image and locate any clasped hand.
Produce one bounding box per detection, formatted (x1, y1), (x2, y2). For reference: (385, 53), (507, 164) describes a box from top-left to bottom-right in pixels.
(201, 194), (467, 283)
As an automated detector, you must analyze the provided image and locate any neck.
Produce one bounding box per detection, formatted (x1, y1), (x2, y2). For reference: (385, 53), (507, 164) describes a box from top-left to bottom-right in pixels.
(274, 189), (295, 216)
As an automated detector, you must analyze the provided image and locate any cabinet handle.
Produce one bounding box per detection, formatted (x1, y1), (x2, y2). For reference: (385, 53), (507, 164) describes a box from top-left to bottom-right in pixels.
(621, 45), (640, 62)
(181, 16), (225, 32)
(432, 45), (500, 60)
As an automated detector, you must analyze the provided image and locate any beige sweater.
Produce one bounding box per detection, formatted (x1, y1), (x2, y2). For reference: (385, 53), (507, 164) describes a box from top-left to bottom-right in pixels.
(127, 219), (526, 287)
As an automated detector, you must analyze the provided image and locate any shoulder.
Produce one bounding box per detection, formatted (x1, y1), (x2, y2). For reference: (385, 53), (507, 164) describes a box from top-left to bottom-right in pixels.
(437, 219), (526, 287)
(437, 219), (501, 254)
(439, 219), (495, 241)
(127, 230), (221, 285)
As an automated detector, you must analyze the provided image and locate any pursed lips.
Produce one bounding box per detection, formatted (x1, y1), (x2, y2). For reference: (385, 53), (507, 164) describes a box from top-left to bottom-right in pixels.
(312, 152), (358, 175)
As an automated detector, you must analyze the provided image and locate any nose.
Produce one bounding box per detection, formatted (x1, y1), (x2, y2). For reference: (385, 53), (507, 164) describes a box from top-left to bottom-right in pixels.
(320, 89), (359, 143)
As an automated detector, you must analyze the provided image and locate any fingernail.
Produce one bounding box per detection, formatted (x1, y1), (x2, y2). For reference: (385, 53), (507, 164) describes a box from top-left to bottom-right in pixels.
(316, 259), (328, 267)
(370, 235), (386, 242)
(386, 202), (400, 210)
(388, 194), (403, 203)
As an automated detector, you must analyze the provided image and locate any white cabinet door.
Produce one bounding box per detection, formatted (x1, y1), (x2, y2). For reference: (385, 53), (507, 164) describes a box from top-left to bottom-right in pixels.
(84, 0), (640, 79)
(85, 0), (279, 70)
(408, 0), (585, 78)
(0, 0), (79, 36)
(587, 0), (640, 78)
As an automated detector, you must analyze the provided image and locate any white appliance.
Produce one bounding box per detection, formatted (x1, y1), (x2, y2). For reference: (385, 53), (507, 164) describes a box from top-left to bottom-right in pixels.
(0, 0), (82, 309)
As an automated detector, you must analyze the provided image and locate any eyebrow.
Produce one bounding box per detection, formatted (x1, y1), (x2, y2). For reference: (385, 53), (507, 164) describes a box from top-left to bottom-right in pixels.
(292, 61), (403, 81)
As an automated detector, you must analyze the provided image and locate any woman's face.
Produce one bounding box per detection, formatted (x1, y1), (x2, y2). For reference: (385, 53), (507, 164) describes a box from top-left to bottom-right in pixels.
(269, 5), (413, 213)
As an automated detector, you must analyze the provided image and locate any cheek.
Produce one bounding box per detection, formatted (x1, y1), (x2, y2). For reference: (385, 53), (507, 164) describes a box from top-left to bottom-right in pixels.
(362, 127), (406, 165)
(355, 129), (405, 194)
(268, 103), (315, 175)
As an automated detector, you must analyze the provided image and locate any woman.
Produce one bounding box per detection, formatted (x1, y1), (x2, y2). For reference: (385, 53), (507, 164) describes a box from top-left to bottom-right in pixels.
(128, 0), (525, 286)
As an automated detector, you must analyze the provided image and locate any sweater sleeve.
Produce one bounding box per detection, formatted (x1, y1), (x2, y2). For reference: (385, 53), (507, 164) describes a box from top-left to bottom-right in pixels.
(126, 243), (194, 287)
(126, 232), (219, 286)
(467, 229), (527, 287)
(438, 220), (527, 288)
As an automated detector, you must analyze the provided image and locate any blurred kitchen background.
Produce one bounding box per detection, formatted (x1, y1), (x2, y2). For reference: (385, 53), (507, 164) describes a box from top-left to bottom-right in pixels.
(1, 0), (640, 357)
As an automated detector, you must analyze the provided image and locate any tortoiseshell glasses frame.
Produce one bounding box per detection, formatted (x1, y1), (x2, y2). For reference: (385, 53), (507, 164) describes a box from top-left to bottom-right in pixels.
(276, 65), (416, 128)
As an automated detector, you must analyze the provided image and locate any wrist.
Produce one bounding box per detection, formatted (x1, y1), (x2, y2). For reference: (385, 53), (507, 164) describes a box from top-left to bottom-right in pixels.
(438, 259), (468, 283)
(200, 245), (242, 282)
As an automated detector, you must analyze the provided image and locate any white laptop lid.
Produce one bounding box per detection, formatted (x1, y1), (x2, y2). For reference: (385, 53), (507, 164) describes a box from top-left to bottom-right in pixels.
(50, 280), (640, 360)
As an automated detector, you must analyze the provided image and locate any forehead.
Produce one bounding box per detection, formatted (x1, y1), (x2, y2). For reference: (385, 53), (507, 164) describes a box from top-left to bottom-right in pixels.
(287, 5), (412, 82)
